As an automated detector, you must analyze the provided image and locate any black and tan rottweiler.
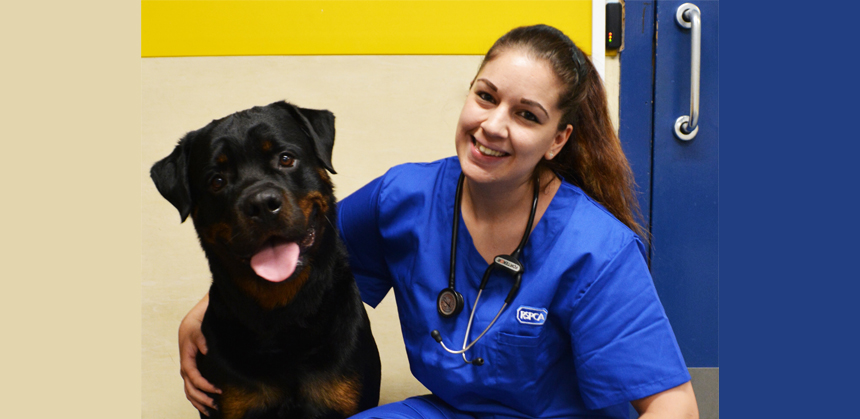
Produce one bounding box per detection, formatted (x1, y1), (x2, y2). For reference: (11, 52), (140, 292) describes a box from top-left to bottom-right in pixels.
(150, 100), (381, 419)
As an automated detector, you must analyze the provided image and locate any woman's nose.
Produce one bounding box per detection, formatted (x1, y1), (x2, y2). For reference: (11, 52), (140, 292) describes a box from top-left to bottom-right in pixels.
(480, 108), (508, 139)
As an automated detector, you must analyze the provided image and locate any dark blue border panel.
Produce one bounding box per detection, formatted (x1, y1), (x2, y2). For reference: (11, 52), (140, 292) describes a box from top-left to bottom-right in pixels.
(720, 2), (860, 418)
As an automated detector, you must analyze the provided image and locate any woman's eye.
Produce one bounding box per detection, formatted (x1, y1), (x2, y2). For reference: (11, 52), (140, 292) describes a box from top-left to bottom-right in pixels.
(279, 153), (296, 168)
(210, 175), (226, 191)
(476, 91), (495, 104)
(520, 111), (539, 123)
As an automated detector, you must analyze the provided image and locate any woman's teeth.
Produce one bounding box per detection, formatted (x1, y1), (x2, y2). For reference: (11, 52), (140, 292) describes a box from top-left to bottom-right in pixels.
(476, 142), (506, 157)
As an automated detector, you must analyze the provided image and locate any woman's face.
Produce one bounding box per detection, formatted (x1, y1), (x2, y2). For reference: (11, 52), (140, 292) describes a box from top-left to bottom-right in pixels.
(455, 49), (572, 188)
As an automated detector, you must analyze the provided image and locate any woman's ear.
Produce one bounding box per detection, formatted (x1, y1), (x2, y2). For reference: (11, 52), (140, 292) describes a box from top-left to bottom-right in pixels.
(545, 124), (573, 160)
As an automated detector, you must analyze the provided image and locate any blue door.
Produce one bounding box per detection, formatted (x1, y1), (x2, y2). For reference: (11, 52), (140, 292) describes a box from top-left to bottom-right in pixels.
(620, 1), (719, 416)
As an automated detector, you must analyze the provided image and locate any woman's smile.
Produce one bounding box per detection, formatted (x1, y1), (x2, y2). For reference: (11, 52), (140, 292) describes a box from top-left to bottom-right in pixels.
(472, 137), (509, 158)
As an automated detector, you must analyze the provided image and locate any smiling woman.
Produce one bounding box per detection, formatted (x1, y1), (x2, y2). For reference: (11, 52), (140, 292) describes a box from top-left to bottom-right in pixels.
(332, 26), (696, 419)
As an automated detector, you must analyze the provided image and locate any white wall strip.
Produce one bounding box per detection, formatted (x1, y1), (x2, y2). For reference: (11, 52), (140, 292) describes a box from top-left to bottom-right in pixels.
(592, 0), (606, 82)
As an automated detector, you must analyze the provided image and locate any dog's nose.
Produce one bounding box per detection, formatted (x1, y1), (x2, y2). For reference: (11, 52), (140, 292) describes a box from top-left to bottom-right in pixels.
(244, 190), (283, 220)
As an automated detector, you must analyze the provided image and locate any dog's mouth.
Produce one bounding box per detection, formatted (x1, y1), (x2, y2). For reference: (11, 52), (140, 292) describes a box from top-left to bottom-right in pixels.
(247, 228), (316, 283)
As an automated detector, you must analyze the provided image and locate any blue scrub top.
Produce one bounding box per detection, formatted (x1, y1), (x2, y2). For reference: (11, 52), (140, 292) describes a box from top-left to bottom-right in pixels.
(338, 157), (690, 419)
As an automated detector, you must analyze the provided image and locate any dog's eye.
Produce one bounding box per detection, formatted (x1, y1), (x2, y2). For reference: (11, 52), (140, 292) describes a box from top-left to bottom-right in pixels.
(279, 153), (296, 168)
(210, 175), (226, 191)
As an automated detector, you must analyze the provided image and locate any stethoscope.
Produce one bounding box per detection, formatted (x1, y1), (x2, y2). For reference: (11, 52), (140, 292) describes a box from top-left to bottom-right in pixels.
(431, 172), (539, 366)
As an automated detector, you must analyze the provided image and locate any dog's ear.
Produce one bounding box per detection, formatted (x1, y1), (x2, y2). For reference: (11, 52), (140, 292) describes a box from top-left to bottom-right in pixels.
(150, 132), (195, 222)
(298, 106), (336, 174)
(275, 101), (337, 174)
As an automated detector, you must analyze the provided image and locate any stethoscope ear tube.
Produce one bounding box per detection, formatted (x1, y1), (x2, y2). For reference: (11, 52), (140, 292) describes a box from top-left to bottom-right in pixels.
(505, 272), (523, 304)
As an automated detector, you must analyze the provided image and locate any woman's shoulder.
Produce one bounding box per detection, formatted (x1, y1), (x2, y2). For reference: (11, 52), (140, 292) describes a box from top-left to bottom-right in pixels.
(377, 156), (458, 196)
(547, 181), (651, 311)
(372, 156), (458, 213)
(382, 156), (457, 182)
(553, 179), (645, 257)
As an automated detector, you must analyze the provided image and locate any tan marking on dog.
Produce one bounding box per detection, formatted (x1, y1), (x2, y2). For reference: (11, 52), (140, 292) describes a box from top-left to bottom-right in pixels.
(233, 264), (313, 310)
(219, 384), (283, 419)
(298, 191), (329, 220)
(261, 140), (272, 152)
(301, 375), (362, 417)
(216, 154), (228, 164)
(200, 222), (234, 246)
(316, 167), (333, 186)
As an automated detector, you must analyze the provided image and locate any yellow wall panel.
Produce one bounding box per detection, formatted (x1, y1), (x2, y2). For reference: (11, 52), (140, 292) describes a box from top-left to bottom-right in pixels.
(142, 1), (592, 57)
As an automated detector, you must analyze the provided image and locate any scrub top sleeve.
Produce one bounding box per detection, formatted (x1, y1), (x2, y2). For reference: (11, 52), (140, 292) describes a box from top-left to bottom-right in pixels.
(337, 176), (393, 308)
(569, 238), (691, 410)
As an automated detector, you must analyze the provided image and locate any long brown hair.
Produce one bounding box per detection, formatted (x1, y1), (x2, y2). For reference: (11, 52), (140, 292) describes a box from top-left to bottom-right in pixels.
(478, 25), (648, 243)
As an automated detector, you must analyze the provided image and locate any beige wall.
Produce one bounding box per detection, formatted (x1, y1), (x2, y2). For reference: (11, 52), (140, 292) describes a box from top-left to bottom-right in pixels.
(142, 54), (619, 418)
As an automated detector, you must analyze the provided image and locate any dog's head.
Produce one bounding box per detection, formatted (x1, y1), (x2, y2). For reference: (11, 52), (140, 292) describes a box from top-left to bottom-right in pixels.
(151, 101), (337, 285)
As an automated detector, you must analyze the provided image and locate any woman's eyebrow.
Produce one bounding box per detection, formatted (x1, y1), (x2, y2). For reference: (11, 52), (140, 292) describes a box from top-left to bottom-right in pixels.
(476, 78), (549, 118)
(521, 98), (549, 119)
(475, 78), (497, 91)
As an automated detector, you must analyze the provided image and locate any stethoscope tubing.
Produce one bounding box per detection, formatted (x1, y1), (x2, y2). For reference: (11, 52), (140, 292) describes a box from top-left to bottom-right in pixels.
(433, 172), (540, 365)
(435, 289), (508, 356)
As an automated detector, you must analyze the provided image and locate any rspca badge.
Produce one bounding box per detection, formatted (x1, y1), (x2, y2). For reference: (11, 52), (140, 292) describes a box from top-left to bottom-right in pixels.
(516, 306), (548, 325)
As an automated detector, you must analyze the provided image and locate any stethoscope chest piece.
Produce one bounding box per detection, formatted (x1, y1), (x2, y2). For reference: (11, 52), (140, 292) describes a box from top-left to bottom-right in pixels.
(437, 288), (464, 317)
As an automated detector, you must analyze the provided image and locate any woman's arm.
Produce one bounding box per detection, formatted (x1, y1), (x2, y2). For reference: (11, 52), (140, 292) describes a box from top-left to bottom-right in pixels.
(178, 293), (221, 416)
(337, 175), (394, 308)
(631, 381), (699, 419)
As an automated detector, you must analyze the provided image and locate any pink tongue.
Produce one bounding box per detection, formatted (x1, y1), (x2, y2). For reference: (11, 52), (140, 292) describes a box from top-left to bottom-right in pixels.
(250, 241), (300, 282)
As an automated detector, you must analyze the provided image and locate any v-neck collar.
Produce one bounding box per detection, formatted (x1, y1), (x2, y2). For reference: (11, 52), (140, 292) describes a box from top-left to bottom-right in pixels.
(441, 158), (575, 287)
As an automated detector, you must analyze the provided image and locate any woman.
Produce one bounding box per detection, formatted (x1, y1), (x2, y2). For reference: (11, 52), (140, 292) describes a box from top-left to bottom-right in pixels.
(179, 25), (699, 418)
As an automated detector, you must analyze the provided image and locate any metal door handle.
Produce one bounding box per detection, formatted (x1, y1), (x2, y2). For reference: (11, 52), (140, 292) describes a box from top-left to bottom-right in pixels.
(674, 3), (701, 141)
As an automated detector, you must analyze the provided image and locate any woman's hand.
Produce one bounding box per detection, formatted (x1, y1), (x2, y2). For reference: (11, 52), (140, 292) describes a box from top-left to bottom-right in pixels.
(178, 293), (221, 416)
